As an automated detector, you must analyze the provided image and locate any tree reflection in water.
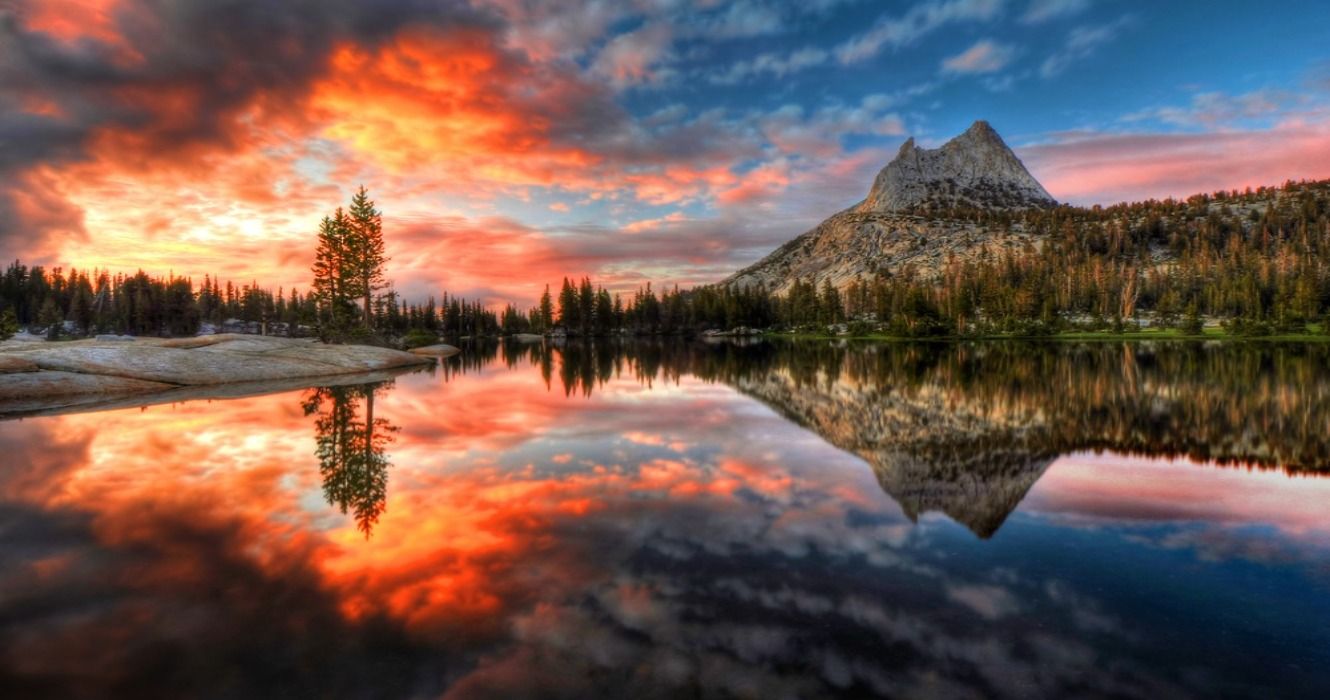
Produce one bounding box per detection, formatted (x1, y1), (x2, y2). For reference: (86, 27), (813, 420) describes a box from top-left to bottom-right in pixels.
(437, 338), (1330, 471)
(301, 381), (400, 537)
(332, 338), (1330, 541)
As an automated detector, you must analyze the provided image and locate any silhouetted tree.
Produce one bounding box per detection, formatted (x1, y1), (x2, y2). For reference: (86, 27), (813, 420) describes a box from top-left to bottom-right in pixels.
(301, 382), (400, 537)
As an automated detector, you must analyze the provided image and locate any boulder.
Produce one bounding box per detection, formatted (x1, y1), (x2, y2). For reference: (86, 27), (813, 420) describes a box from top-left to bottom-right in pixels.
(1, 336), (429, 387)
(0, 356), (39, 374)
(2, 368), (411, 419)
(408, 344), (462, 357)
(266, 343), (441, 369)
(0, 370), (169, 402)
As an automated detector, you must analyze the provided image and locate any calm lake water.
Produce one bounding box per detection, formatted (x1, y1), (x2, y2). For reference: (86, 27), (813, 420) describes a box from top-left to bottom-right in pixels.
(2, 340), (1329, 699)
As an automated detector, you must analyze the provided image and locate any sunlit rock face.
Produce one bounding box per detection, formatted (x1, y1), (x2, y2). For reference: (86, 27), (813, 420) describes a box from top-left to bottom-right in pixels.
(0, 335), (430, 416)
(860, 121), (1056, 213)
(725, 121), (1056, 295)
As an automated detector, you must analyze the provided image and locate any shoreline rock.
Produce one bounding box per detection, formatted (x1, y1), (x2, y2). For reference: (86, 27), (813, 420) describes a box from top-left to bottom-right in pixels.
(0, 356), (39, 374)
(0, 334), (433, 418)
(408, 344), (461, 357)
(0, 368), (417, 420)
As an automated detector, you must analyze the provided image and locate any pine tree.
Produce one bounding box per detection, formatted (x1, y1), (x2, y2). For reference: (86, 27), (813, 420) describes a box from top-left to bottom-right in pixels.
(346, 186), (388, 330)
(312, 209), (356, 339)
(0, 307), (17, 341)
(578, 277), (594, 335)
(38, 296), (62, 340)
(595, 287), (613, 334)
(557, 278), (579, 331)
(538, 284), (554, 332)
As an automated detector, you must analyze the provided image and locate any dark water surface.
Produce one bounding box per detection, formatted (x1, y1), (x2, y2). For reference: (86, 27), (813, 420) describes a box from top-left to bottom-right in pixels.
(2, 340), (1329, 699)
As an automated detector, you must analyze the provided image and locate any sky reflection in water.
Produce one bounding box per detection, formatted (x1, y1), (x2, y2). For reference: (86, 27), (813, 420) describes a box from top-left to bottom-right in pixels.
(1, 340), (1328, 699)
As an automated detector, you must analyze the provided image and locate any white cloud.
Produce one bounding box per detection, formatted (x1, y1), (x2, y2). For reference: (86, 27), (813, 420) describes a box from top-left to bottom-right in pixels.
(1121, 89), (1302, 129)
(1021, 0), (1091, 24)
(710, 47), (830, 85)
(1039, 15), (1131, 78)
(757, 94), (907, 159)
(590, 23), (677, 89)
(835, 0), (1005, 64)
(694, 0), (785, 38)
(941, 39), (1017, 75)
(946, 584), (1022, 620)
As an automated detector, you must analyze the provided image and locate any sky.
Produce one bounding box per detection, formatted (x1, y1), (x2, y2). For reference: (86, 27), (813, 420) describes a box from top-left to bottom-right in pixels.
(3, 0), (1330, 307)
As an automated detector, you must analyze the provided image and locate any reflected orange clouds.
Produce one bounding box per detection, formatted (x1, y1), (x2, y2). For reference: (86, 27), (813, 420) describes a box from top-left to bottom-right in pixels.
(18, 354), (1326, 651)
(4, 345), (1330, 696)
(0, 359), (864, 637)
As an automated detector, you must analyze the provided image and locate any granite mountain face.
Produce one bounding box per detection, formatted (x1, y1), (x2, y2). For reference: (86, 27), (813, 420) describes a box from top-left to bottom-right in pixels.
(859, 120), (1055, 213)
(726, 121), (1057, 294)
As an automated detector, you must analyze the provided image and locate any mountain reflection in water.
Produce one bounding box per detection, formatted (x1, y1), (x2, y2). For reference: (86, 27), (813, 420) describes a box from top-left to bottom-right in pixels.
(0, 339), (1327, 698)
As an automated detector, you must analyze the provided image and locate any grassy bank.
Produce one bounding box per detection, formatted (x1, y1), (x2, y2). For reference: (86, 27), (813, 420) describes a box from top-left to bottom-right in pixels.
(765, 325), (1330, 342)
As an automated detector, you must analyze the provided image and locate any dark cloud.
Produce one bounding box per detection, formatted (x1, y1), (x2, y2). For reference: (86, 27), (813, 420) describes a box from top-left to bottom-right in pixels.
(0, 0), (500, 248)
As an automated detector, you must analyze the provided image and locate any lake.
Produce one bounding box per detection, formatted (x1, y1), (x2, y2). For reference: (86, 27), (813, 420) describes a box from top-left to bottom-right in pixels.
(1, 339), (1328, 699)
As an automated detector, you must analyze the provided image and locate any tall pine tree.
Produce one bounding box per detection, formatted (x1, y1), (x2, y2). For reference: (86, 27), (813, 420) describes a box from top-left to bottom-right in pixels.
(312, 208), (356, 339)
(347, 187), (388, 330)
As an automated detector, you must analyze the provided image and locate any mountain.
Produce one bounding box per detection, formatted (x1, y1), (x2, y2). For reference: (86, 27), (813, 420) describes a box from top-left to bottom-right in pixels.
(726, 120), (1056, 295)
(862, 120), (1056, 213)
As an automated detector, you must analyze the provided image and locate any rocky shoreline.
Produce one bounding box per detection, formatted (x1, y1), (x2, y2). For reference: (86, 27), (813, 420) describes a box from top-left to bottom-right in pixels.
(0, 334), (435, 418)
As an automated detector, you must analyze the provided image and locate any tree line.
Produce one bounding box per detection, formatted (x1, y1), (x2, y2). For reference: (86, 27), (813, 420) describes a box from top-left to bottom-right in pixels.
(513, 179), (1330, 337)
(0, 188), (499, 342)
(489, 178), (1330, 338)
(0, 259), (505, 342)
(6, 178), (1330, 342)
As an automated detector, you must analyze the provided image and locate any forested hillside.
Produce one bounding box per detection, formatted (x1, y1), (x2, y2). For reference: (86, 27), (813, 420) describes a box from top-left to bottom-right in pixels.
(819, 178), (1330, 336)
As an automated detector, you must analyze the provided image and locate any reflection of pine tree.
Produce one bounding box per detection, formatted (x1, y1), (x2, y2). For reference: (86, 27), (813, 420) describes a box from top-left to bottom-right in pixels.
(301, 382), (400, 537)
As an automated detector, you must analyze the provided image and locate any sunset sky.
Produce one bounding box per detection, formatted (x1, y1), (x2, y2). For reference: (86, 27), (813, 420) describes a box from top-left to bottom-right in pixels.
(3, 0), (1330, 306)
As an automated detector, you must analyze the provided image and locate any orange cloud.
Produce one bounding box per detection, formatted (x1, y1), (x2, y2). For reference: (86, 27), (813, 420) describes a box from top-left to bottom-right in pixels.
(11, 0), (1327, 307)
(312, 29), (599, 187)
(16, 0), (136, 60)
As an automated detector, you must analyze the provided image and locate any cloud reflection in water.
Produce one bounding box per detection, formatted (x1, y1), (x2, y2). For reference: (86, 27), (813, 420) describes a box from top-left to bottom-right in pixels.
(0, 340), (1328, 698)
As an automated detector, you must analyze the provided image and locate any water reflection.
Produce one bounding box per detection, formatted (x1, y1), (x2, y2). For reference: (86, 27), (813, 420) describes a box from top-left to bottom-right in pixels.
(302, 382), (398, 537)
(0, 339), (1328, 697)
(447, 338), (1330, 469)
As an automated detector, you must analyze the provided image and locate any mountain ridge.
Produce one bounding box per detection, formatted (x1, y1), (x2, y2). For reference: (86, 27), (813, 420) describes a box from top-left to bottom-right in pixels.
(725, 121), (1056, 295)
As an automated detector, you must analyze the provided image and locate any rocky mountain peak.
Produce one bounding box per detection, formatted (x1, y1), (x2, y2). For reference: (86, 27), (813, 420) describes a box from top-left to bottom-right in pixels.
(723, 120), (1058, 295)
(859, 120), (1056, 213)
